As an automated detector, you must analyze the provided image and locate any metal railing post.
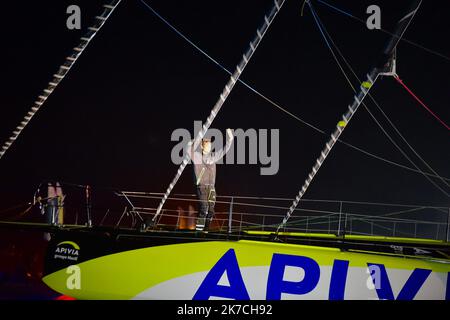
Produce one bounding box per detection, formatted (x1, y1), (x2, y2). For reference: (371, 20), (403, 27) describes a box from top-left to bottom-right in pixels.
(239, 213), (243, 233)
(349, 215), (353, 235)
(343, 213), (348, 237)
(328, 216), (331, 234)
(435, 223), (439, 240)
(85, 185), (92, 227)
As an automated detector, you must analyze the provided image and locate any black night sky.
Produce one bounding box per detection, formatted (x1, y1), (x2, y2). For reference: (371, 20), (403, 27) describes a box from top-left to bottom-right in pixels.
(1, 0), (449, 218)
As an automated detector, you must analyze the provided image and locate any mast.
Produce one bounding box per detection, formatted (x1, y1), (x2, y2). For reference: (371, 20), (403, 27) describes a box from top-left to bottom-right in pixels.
(0, 0), (123, 160)
(277, 0), (423, 233)
(150, 0), (287, 227)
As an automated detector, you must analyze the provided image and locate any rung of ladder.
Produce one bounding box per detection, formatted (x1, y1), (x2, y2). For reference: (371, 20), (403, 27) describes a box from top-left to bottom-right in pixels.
(60, 65), (70, 70)
(348, 105), (355, 113)
(49, 82), (58, 86)
(53, 74), (64, 79)
(44, 89), (53, 94)
(88, 27), (100, 32)
(81, 37), (91, 42)
(103, 4), (114, 9)
(95, 15), (107, 21)
(38, 95), (47, 100)
(66, 56), (76, 61)
(74, 47), (83, 52)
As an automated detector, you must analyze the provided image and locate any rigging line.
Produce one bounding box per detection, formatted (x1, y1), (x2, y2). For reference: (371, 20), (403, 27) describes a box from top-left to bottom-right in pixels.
(119, 193), (343, 215)
(314, 3), (450, 191)
(138, 0), (450, 184)
(0, 0), (123, 160)
(395, 76), (450, 131)
(309, 4), (450, 197)
(145, 0), (288, 224)
(231, 83), (450, 185)
(277, 0), (387, 233)
(362, 101), (450, 196)
(366, 80), (450, 188)
(338, 136), (450, 183)
(379, 206), (425, 218)
(314, 0), (450, 63)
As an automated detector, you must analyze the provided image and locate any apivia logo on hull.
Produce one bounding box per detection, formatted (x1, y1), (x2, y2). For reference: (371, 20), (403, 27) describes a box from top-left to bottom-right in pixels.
(43, 241), (450, 300)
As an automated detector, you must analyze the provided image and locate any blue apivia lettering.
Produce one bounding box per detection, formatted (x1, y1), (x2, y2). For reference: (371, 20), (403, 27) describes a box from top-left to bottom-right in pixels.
(266, 254), (320, 300)
(193, 249), (250, 300)
(368, 263), (431, 300)
(329, 259), (349, 300)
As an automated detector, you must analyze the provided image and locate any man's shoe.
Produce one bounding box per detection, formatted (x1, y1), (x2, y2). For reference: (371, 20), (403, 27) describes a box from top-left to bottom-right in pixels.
(139, 222), (147, 232)
(196, 217), (206, 231)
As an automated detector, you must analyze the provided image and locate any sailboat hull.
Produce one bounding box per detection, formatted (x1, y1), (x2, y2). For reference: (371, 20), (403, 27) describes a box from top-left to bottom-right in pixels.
(42, 228), (450, 300)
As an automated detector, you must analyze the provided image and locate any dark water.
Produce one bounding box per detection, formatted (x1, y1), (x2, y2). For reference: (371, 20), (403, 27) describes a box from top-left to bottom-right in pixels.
(0, 230), (62, 300)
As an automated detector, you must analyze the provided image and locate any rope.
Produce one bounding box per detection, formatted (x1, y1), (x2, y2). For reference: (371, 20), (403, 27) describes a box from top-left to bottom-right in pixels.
(277, 0), (446, 231)
(0, 0), (123, 160)
(395, 76), (450, 130)
(147, 0), (287, 223)
(314, 0), (450, 63)
(277, 1), (381, 233)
